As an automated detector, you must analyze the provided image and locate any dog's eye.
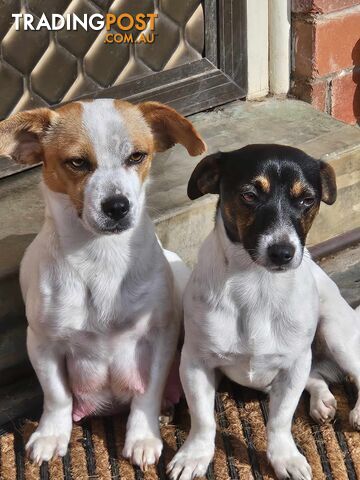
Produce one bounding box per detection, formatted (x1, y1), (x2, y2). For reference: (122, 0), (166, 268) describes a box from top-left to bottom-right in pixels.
(66, 158), (91, 171)
(128, 152), (146, 164)
(241, 192), (257, 204)
(299, 197), (315, 208)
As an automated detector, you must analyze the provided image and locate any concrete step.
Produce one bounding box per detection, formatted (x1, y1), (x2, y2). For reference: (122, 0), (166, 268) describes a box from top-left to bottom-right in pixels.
(0, 98), (359, 420)
(318, 243), (360, 309)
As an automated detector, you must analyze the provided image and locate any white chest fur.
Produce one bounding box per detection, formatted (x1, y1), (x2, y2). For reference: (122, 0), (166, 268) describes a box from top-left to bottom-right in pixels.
(184, 220), (319, 391)
(21, 187), (174, 347)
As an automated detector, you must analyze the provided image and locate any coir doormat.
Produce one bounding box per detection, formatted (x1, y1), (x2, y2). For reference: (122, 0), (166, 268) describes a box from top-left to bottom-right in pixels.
(1, 381), (360, 480)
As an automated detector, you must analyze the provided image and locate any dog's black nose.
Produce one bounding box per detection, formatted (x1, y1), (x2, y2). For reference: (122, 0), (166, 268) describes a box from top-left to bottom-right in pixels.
(267, 243), (295, 266)
(102, 195), (130, 221)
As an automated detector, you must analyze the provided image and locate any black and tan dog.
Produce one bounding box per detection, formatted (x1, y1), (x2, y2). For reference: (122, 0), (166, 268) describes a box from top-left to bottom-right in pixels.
(168, 144), (360, 480)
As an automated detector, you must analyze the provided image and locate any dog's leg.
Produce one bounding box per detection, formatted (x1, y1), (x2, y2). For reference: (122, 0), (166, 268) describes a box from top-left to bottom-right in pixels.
(320, 316), (360, 430)
(122, 324), (179, 471)
(306, 369), (337, 424)
(267, 351), (312, 480)
(26, 327), (73, 464)
(311, 261), (360, 429)
(167, 350), (216, 480)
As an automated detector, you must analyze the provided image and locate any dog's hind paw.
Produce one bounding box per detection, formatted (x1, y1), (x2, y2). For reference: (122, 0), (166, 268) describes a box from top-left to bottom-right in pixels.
(270, 453), (312, 480)
(26, 432), (69, 465)
(349, 407), (360, 430)
(123, 436), (162, 471)
(310, 392), (337, 424)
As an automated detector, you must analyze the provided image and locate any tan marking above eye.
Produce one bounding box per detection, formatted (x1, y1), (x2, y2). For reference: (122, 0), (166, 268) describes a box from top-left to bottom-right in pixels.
(254, 175), (270, 193)
(290, 180), (305, 197)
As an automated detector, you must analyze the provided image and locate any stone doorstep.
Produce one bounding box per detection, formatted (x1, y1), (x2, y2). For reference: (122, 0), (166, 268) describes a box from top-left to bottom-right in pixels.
(0, 98), (359, 422)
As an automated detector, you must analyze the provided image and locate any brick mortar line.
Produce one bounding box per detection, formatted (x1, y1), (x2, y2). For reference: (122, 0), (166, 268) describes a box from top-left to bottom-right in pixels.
(314, 3), (360, 21)
(292, 65), (360, 83)
(292, 3), (360, 22)
(325, 78), (332, 115)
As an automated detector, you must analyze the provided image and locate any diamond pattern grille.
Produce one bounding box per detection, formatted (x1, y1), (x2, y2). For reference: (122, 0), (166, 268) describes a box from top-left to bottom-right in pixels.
(0, 0), (204, 119)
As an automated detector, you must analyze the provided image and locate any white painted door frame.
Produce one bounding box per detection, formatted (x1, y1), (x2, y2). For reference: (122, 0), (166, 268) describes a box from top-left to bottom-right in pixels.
(246, 0), (291, 98)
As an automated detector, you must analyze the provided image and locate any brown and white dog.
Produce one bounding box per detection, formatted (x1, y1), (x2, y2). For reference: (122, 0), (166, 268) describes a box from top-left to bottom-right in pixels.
(0, 99), (206, 467)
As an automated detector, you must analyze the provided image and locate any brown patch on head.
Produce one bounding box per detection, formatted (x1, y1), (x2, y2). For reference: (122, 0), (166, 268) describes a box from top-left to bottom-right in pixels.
(0, 107), (53, 165)
(0, 102), (98, 216)
(41, 102), (97, 215)
(114, 100), (154, 184)
(254, 175), (270, 193)
(300, 203), (320, 237)
(290, 180), (305, 198)
(134, 156), (152, 184)
(290, 179), (322, 238)
(221, 196), (255, 243)
(115, 100), (206, 185)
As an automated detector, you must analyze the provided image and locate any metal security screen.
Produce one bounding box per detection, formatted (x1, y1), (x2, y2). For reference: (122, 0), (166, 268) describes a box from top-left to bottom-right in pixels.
(0, 0), (247, 178)
(0, 0), (205, 118)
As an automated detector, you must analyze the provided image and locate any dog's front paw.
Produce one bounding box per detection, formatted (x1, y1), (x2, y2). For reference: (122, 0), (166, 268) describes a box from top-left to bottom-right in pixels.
(123, 436), (162, 471)
(167, 442), (214, 480)
(310, 392), (337, 424)
(269, 451), (312, 480)
(26, 412), (72, 465)
(349, 406), (360, 430)
(26, 431), (70, 465)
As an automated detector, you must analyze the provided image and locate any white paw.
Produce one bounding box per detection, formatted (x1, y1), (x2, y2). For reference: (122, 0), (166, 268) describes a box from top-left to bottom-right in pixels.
(167, 443), (214, 480)
(26, 431), (69, 465)
(310, 392), (337, 424)
(269, 452), (312, 480)
(123, 436), (162, 471)
(349, 407), (360, 430)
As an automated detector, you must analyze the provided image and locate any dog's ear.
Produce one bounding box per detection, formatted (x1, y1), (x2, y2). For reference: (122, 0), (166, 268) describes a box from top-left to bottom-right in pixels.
(319, 160), (337, 205)
(138, 101), (206, 156)
(0, 108), (55, 165)
(187, 152), (222, 200)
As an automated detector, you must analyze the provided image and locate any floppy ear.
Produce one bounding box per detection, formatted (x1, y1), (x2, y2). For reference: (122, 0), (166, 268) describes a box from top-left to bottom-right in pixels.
(319, 160), (337, 205)
(0, 108), (54, 165)
(187, 152), (222, 200)
(138, 101), (206, 156)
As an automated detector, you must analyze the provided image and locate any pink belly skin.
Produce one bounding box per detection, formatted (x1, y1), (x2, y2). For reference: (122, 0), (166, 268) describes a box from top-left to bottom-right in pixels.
(73, 398), (97, 422)
(67, 349), (183, 422)
(67, 356), (110, 421)
(111, 370), (146, 395)
(72, 395), (129, 422)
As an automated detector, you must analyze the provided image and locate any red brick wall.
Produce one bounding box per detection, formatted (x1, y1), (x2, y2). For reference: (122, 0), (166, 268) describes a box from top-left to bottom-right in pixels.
(291, 0), (360, 124)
